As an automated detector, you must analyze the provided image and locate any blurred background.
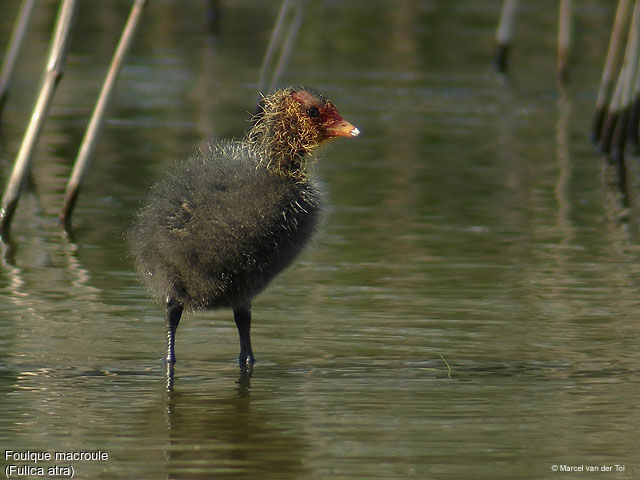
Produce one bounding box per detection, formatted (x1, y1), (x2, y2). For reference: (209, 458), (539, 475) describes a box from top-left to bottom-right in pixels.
(0, 1), (638, 479)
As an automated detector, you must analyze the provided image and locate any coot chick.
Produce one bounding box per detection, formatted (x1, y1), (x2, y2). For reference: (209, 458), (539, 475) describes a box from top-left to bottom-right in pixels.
(129, 87), (359, 375)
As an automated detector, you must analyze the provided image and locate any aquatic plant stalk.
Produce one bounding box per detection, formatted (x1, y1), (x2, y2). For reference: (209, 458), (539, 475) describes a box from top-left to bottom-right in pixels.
(557, 0), (572, 82)
(267, 0), (306, 93)
(610, 0), (640, 163)
(494, 0), (518, 73)
(599, 62), (626, 154)
(626, 56), (640, 147)
(0, 0), (37, 116)
(0, 0), (77, 239)
(60, 0), (148, 231)
(256, 0), (307, 99)
(256, 0), (293, 97)
(592, 0), (632, 142)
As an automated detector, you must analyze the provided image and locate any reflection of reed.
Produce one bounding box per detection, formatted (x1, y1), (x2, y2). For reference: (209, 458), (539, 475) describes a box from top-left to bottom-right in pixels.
(0, 238), (28, 308)
(0, 213), (101, 311)
(551, 88), (575, 296)
(61, 232), (101, 300)
(554, 90), (574, 255)
(0, 195), (45, 310)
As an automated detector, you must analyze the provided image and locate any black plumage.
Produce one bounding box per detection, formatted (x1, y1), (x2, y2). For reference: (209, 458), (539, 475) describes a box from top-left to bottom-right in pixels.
(130, 141), (322, 310)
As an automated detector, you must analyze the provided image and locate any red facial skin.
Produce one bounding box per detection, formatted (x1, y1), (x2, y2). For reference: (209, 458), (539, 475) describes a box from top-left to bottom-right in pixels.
(291, 90), (360, 140)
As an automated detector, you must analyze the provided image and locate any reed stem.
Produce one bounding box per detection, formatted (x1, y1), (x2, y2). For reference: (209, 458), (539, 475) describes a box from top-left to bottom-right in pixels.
(60, 0), (147, 231)
(0, 0), (77, 239)
(0, 0), (37, 116)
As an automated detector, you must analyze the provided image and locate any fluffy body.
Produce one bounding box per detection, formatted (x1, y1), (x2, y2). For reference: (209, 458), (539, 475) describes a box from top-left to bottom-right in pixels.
(129, 140), (322, 310)
(128, 86), (357, 380)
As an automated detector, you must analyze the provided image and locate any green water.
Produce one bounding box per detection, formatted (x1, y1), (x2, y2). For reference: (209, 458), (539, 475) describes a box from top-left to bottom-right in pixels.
(0, 1), (638, 479)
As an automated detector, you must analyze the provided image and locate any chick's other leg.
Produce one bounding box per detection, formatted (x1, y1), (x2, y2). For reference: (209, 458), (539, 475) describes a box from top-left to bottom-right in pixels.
(234, 302), (255, 370)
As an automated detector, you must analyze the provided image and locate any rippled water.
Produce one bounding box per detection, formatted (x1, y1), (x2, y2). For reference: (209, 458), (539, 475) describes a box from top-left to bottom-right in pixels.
(1, 1), (639, 479)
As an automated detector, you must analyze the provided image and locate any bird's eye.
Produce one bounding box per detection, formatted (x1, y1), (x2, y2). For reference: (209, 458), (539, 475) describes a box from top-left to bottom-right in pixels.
(307, 106), (319, 118)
